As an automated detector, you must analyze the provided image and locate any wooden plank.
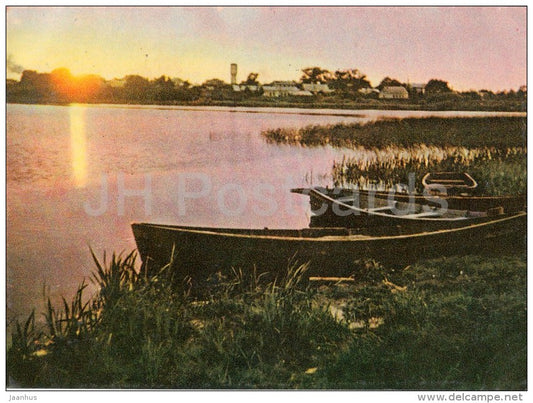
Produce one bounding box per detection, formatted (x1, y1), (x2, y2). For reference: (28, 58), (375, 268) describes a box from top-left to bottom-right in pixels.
(367, 205), (396, 212)
(402, 211), (443, 218)
(309, 276), (355, 282)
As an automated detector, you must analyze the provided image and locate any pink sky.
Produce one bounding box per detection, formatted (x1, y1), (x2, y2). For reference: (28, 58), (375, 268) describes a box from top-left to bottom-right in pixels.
(7, 6), (526, 91)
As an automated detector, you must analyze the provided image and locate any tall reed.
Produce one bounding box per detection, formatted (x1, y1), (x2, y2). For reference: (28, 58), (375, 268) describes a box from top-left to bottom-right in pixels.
(332, 147), (527, 195)
(262, 117), (526, 149)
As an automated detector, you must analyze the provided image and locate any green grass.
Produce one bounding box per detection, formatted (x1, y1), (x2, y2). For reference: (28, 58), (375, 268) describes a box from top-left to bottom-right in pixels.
(315, 255), (527, 389)
(7, 251), (527, 389)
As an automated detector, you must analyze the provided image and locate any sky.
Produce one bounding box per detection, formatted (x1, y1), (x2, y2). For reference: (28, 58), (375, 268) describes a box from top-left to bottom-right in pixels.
(6, 6), (527, 91)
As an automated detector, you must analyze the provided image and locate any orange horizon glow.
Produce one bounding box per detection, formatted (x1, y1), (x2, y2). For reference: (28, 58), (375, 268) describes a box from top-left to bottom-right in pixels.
(49, 67), (103, 102)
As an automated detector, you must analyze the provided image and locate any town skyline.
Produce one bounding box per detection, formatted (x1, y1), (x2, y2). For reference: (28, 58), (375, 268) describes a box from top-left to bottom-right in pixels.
(8, 63), (527, 94)
(7, 7), (526, 92)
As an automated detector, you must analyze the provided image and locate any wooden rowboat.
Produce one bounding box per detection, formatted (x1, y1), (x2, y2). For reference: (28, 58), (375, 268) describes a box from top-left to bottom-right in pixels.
(304, 187), (503, 232)
(291, 187), (526, 213)
(132, 212), (526, 281)
(422, 172), (477, 195)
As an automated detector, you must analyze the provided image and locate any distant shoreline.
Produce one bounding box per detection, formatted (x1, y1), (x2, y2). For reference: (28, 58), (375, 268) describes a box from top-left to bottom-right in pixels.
(6, 99), (527, 113)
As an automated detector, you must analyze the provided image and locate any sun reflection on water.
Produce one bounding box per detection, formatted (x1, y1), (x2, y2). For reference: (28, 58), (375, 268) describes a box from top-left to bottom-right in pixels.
(69, 105), (88, 188)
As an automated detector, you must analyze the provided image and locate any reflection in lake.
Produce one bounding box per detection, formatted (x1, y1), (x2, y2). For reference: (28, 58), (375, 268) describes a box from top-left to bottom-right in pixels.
(69, 105), (88, 188)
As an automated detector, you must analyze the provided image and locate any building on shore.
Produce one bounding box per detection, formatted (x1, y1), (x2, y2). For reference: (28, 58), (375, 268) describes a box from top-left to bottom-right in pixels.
(410, 83), (426, 95)
(232, 84), (260, 93)
(358, 87), (380, 96)
(379, 86), (409, 99)
(262, 81), (313, 97)
(301, 82), (333, 95)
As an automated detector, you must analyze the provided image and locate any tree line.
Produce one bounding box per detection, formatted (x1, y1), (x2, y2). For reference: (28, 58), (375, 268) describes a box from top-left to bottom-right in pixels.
(6, 66), (526, 106)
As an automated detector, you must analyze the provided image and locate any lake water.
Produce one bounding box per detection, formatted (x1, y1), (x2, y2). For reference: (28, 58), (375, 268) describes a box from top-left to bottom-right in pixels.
(6, 103), (525, 323)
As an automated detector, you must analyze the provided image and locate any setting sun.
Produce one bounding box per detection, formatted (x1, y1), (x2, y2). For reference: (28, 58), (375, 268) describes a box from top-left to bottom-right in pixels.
(50, 67), (103, 102)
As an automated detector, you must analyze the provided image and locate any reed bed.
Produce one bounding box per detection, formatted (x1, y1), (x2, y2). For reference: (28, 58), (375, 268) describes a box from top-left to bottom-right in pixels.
(263, 116), (527, 195)
(7, 250), (526, 389)
(332, 146), (527, 195)
(262, 117), (526, 149)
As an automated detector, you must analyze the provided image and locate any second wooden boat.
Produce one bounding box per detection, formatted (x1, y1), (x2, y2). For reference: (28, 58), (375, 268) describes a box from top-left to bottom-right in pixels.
(303, 187), (505, 232)
(291, 187), (526, 213)
(422, 172), (477, 195)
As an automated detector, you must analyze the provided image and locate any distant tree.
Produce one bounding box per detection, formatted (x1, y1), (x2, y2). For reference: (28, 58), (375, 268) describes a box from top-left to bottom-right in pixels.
(18, 70), (52, 100)
(460, 90), (481, 100)
(123, 75), (151, 101)
(478, 89), (494, 99)
(300, 67), (333, 83)
(150, 75), (176, 101)
(203, 78), (228, 88)
(201, 78), (232, 101)
(425, 79), (452, 94)
(517, 86), (527, 100)
(377, 77), (404, 91)
(243, 73), (259, 85)
(329, 68), (372, 94)
(173, 79), (195, 101)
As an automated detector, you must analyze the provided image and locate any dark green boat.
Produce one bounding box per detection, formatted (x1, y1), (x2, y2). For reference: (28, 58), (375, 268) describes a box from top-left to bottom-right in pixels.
(132, 212), (526, 282)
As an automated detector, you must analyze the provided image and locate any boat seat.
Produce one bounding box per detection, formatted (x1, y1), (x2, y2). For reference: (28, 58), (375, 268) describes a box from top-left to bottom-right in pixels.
(336, 196), (358, 203)
(367, 205), (396, 212)
(427, 179), (467, 183)
(401, 211), (443, 218)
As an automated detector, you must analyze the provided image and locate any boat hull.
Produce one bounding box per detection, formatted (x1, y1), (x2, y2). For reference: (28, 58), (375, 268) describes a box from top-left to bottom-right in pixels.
(291, 187), (526, 213)
(422, 172), (478, 195)
(132, 213), (526, 282)
(305, 188), (500, 232)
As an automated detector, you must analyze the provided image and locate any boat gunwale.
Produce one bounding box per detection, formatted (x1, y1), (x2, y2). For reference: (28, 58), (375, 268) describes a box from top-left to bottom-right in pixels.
(290, 187), (526, 201)
(422, 172), (478, 190)
(132, 211), (526, 243)
(308, 188), (486, 222)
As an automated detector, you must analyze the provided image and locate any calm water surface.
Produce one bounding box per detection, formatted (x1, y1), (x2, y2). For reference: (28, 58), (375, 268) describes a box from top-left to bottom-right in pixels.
(6, 103), (523, 322)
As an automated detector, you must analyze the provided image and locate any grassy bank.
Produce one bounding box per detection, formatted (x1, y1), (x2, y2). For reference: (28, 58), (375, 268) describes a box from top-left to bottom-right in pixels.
(7, 251), (526, 389)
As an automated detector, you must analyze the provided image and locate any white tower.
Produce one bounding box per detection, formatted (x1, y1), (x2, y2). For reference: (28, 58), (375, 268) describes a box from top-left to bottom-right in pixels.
(230, 63), (237, 85)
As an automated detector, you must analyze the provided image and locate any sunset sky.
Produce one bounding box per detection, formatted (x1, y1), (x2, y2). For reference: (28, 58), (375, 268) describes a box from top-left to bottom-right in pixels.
(6, 6), (527, 91)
